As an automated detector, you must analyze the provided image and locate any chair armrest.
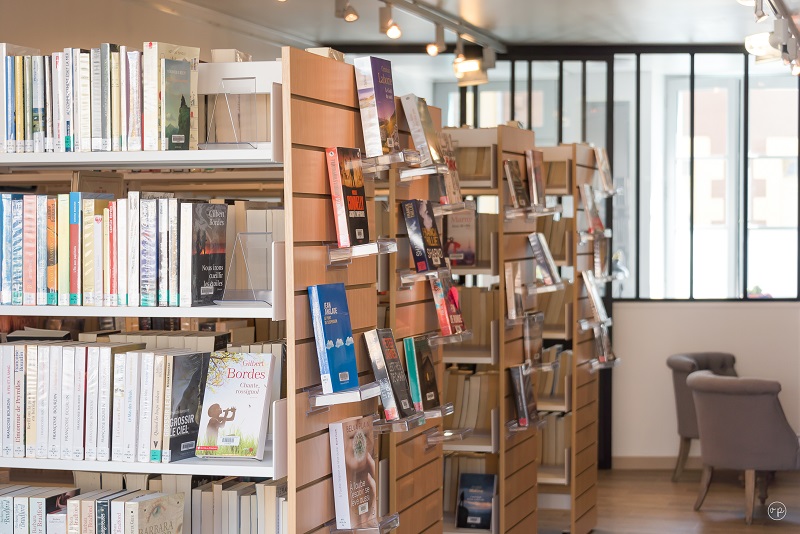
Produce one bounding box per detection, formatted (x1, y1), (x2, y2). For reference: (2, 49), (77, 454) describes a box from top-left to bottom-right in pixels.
(687, 370), (781, 395)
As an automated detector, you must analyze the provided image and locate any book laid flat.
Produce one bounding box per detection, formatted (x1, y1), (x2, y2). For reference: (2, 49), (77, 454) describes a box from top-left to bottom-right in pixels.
(326, 147), (370, 248)
(308, 283), (359, 394)
(353, 56), (399, 159)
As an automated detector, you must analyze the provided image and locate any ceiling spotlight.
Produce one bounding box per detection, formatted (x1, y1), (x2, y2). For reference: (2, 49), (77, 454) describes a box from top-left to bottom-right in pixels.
(426, 24), (446, 56)
(745, 32), (780, 58)
(454, 36), (465, 63)
(335, 0), (358, 21)
(483, 47), (496, 69)
(754, 0), (768, 22)
(380, 3), (402, 39)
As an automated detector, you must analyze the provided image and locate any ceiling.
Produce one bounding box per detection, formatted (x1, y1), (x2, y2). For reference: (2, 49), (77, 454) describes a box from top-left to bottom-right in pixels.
(174, 0), (765, 46)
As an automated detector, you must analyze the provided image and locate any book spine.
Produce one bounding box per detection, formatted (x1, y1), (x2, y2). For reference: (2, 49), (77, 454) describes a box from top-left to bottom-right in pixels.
(308, 286), (333, 394)
(52, 53), (63, 152)
(108, 203), (117, 306)
(70, 49), (80, 152)
(57, 194), (70, 305)
(0, 195), (10, 304)
(96, 501), (110, 534)
(91, 48), (101, 151)
(32, 55), (44, 153)
(178, 202), (191, 307)
(10, 196), (23, 305)
(68, 193), (81, 305)
(111, 50), (121, 151)
(100, 44), (111, 152)
(79, 52), (91, 152)
(3, 57), (13, 154)
(110, 352), (125, 462)
(188, 56), (199, 150)
(24, 346), (37, 457)
(127, 192), (140, 306)
(160, 355), (173, 463)
(47, 346), (62, 459)
(60, 346), (74, 459)
(22, 195), (37, 305)
(84, 347), (99, 461)
(35, 346), (48, 458)
(67, 499), (80, 534)
(142, 43), (159, 150)
(116, 199), (128, 306)
(36, 195), (47, 305)
(14, 56), (23, 153)
(96, 349), (112, 461)
(73, 348), (86, 460)
(139, 199), (157, 307)
(23, 55), (33, 153)
(126, 51), (142, 151)
(329, 422), (351, 528)
(150, 354), (165, 462)
(11, 345), (24, 458)
(401, 200), (431, 273)
(364, 330), (398, 421)
(29, 497), (44, 534)
(167, 198), (179, 307)
(157, 198), (168, 306)
(45, 197), (58, 304)
(122, 353), (140, 463)
(136, 353), (154, 462)
(119, 46), (127, 152)
(97, 211), (107, 306)
(82, 199), (95, 306)
(1, 347), (13, 457)
(13, 495), (30, 534)
(63, 48), (73, 152)
(44, 56), (53, 152)
(402, 338), (424, 412)
(325, 148), (350, 248)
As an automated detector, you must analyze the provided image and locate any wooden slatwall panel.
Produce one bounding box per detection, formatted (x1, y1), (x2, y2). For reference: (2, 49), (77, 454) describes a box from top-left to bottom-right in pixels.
(387, 103), (446, 534)
(283, 48), (379, 534)
(496, 126), (539, 533)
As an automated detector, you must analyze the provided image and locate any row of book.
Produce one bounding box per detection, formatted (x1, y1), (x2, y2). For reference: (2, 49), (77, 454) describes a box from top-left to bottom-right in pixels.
(0, 338), (279, 462)
(442, 454), (497, 529)
(0, 41), (199, 154)
(0, 191), (229, 307)
(442, 368), (498, 433)
(537, 412), (573, 468)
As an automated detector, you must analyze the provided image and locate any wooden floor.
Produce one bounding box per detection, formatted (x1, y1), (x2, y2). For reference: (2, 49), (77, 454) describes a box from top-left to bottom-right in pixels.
(539, 469), (800, 533)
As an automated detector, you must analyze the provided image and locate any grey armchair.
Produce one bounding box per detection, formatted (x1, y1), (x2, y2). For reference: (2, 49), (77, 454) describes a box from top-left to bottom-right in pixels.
(666, 352), (737, 481)
(688, 371), (800, 525)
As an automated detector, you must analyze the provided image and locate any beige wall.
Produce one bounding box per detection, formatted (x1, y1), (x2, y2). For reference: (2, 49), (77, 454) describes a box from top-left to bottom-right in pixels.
(612, 301), (800, 467)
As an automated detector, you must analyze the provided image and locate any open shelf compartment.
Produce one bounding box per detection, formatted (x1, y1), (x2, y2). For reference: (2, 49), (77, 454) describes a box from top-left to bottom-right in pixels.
(443, 407), (498, 454)
(442, 320), (498, 365)
(538, 448), (571, 486)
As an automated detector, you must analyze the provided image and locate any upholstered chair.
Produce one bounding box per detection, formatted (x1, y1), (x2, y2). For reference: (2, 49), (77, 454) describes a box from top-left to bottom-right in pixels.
(666, 352), (737, 481)
(688, 371), (800, 524)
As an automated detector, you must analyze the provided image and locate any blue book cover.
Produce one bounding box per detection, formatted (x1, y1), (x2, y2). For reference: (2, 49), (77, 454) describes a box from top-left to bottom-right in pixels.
(10, 195), (23, 305)
(455, 473), (496, 529)
(0, 194), (11, 304)
(6, 57), (14, 152)
(308, 283), (359, 394)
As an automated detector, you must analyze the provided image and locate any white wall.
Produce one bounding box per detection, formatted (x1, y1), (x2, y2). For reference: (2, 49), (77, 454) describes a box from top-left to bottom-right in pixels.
(613, 301), (800, 464)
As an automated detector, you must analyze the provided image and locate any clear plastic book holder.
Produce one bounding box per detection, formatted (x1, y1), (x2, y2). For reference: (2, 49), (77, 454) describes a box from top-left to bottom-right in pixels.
(215, 232), (273, 307)
(203, 77), (259, 149)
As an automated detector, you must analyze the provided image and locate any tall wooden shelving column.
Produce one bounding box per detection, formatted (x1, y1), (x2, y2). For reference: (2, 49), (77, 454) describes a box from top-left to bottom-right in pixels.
(281, 47), (380, 534)
(385, 105), (446, 534)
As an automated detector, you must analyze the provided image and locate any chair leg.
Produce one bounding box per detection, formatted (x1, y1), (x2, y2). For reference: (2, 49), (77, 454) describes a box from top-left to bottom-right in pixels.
(745, 469), (756, 525)
(694, 465), (713, 511)
(757, 472), (769, 506)
(673, 437), (692, 482)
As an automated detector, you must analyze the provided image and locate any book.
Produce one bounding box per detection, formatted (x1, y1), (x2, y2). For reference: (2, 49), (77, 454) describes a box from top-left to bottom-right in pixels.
(0, 194), (12, 304)
(0, 44), (40, 153)
(581, 183), (604, 233)
(308, 283), (359, 394)
(22, 194), (37, 305)
(52, 52), (64, 153)
(23, 55), (33, 153)
(353, 57), (399, 158)
(126, 50), (142, 151)
(403, 336), (441, 411)
(402, 199), (444, 273)
(157, 198), (169, 306)
(56, 194), (69, 305)
(10, 195), (22, 305)
(178, 202), (228, 307)
(135, 351), (155, 463)
(504, 159), (530, 208)
(149, 353), (166, 462)
(24, 345), (37, 457)
(161, 351), (210, 463)
(29, 487), (76, 534)
(364, 329), (399, 421)
(196, 351), (275, 459)
(45, 197), (57, 305)
(526, 149), (545, 205)
(527, 232), (561, 286)
(139, 198), (157, 307)
(77, 50), (91, 152)
(111, 48), (122, 152)
(595, 146), (614, 193)
(444, 210), (476, 266)
(126, 493), (183, 534)
(14, 55), (23, 153)
(33, 200), (46, 305)
(399, 94), (444, 167)
(455, 473), (496, 529)
(167, 198), (179, 307)
(82, 198), (110, 306)
(508, 364), (538, 427)
(46, 510), (67, 534)
(431, 275), (466, 335)
(160, 58), (191, 150)
(376, 329), (416, 419)
(326, 147), (369, 248)
(438, 132), (463, 204)
(329, 415), (378, 529)
(31, 55), (44, 153)
(44, 55), (52, 152)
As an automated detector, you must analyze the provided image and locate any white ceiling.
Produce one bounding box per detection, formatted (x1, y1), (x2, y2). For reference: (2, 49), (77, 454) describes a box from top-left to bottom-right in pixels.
(178, 0), (765, 46)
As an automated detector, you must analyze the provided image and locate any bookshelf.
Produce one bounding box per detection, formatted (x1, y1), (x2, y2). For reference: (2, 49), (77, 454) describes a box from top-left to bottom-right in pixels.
(0, 304), (276, 319)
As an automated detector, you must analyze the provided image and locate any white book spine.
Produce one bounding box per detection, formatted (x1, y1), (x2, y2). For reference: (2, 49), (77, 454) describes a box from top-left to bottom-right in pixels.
(127, 192), (140, 306)
(117, 199), (128, 306)
(97, 348), (113, 461)
(29, 496), (45, 534)
(79, 52), (91, 152)
(24, 346), (37, 457)
(329, 422), (351, 529)
(35, 345), (49, 458)
(122, 352), (140, 462)
(100, 44), (112, 152)
(139, 199), (157, 307)
(1, 346), (13, 457)
(91, 48), (102, 151)
(127, 51), (142, 151)
(142, 43), (159, 150)
(111, 49), (121, 151)
(105, 204), (115, 307)
(35, 195), (47, 305)
(179, 203), (192, 307)
(44, 56), (53, 152)
(94, 214), (104, 307)
(13, 494), (30, 534)
(0, 50), (7, 154)
(150, 354), (165, 463)
(110, 500), (124, 534)
(0, 495), (15, 534)
(11, 345), (24, 458)
(52, 52), (64, 152)
(63, 47), (73, 152)
(47, 345), (63, 459)
(157, 198), (168, 306)
(71, 49), (81, 152)
(161, 355), (172, 463)
(168, 198), (179, 307)
(136, 353), (154, 463)
(60, 346), (75, 460)
(32, 55), (44, 153)
(73, 347), (86, 460)
(46, 513), (66, 534)
(84, 346), (100, 461)
(119, 46), (128, 152)
(110, 352), (126, 462)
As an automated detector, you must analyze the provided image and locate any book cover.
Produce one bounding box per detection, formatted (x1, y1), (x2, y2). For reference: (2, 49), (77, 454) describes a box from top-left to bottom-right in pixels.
(10, 195), (23, 305)
(455, 473), (496, 529)
(364, 330), (399, 421)
(139, 198), (158, 307)
(429, 277), (453, 336)
(127, 494), (183, 534)
(402, 199), (444, 273)
(376, 329), (416, 419)
(527, 232), (561, 287)
(581, 183), (605, 232)
(329, 415), (378, 529)
(438, 131), (463, 204)
(526, 149), (545, 206)
(399, 94), (444, 167)
(178, 202), (228, 306)
(595, 146), (614, 193)
(22, 195), (37, 305)
(401, 337), (424, 412)
(46, 197), (57, 305)
(444, 210), (476, 266)
(307, 283), (359, 394)
(581, 270), (609, 322)
(196, 351), (275, 459)
(441, 275), (466, 334)
(162, 351), (210, 462)
(509, 364), (537, 427)
(160, 58), (191, 150)
(504, 159), (530, 208)
(326, 147), (369, 248)
(405, 336), (441, 411)
(46, 510), (67, 534)
(353, 56), (399, 158)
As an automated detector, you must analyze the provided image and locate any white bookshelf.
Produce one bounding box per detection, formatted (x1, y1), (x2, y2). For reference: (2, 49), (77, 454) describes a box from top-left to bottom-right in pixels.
(0, 303), (274, 319)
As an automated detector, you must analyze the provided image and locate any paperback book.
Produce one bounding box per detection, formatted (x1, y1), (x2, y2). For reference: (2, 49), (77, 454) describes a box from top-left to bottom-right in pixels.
(509, 363), (538, 427)
(527, 232), (561, 286)
(162, 351), (211, 463)
(401, 199), (444, 273)
(308, 283), (359, 394)
(161, 58), (191, 150)
(375, 328), (416, 419)
(399, 94), (444, 167)
(455, 473), (496, 529)
(353, 56), (399, 158)
(504, 159), (530, 208)
(430, 275), (466, 336)
(525, 149), (545, 206)
(364, 329), (399, 421)
(329, 415), (378, 529)
(444, 210), (476, 266)
(179, 202), (228, 306)
(326, 147), (370, 248)
(403, 336), (441, 411)
(438, 131), (463, 204)
(581, 183), (605, 233)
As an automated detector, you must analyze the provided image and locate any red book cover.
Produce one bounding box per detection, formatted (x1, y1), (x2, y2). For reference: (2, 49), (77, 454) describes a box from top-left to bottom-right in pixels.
(22, 195), (37, 305)
(108, 201), (117, 305)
